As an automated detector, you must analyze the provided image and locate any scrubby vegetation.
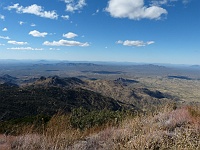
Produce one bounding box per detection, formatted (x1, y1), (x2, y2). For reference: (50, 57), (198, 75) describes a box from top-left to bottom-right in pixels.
(0, 83), (124, 121)
(0, 104), (199, 149)
(0, 74), (200, 149)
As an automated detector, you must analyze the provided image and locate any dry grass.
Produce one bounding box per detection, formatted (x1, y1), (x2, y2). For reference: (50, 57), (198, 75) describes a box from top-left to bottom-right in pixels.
(123, 105), (200, 150)
(1, 105), (199, 150)
(68, 105), (200, 150)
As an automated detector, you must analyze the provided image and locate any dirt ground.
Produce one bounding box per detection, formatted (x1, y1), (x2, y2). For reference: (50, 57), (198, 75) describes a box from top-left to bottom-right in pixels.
(0, 134), (16, 150)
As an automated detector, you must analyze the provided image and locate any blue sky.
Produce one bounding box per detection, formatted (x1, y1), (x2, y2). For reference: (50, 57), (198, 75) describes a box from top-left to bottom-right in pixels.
(0, 0), (199, 64)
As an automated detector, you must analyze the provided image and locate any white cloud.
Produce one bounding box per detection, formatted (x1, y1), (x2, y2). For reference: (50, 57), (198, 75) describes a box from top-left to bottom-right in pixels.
(2, 28), (7, 31)
(63, 32), (78, 39)
(19, 21), (25, 25)
(31, 23), (36, 27)
(0, 43), (5, 46)
(106, 0), (167, 20)
(49, 33), (56, 35)
(43, 39), (89, 47)
(146, 41), (155, 45)
(0, 14), (5, 20)
(0, 36), (10, 40)
(8, 40), (28, 45)
(182, 0), (190, 4)
(7, 3), (58, 19)
(64, 0), (86, 12)
(116, 40), (123, 44)
(151, 0), (190, 6)
(49, 48), (60, 50)
(117, 40), (155, 47)
(7, 47), (43, 50)
(151, 0), (168, 6)
(61, 15), (70, 20)
(123, 40), (146, 47)
(92, 9), (100, 15)
(29, 30), (48, 37)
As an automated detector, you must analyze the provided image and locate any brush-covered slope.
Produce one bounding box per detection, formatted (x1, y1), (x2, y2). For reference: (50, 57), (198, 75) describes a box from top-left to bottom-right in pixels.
(86, 78), (175, 110)
(0, 81), (125, 121)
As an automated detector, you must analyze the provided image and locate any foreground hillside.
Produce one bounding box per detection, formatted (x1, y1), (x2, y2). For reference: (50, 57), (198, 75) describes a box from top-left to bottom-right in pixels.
(0, 104), (199, 149)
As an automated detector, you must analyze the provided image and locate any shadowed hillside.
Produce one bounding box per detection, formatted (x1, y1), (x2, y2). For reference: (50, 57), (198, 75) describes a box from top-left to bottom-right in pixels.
(0, 82), (127, 121)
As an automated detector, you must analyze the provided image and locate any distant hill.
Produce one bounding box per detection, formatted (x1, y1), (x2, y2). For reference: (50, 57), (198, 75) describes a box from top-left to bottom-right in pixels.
(28, 76), (85, 88)
(0, 74), (18, 84)
(190, 65), (200, 68)
(114, 78), (139, 86)
(168, 76), (192, 80)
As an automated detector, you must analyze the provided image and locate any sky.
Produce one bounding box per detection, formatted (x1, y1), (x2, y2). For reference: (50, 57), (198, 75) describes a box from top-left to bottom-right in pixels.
(0, 0), (199, 64)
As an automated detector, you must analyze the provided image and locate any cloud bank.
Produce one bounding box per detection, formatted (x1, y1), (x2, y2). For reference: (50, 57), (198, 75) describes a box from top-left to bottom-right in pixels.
(151, 0), (191, 6)
(43, 39), (89, 47)
(64, 0), (86, 12)
(106, 0), (167, 20)
(8, 40), (28, 45)
(117, 40), (155, 47)
(7, 3), (58, 19)
(7, 47), (43, 50)
(29, 30), (48, 37)
(0, 36), (10, 40)
(63, 32), (78, 39)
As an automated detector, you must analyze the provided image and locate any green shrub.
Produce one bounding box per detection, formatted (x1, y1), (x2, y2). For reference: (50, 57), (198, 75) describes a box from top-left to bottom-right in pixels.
(70, 107), (125, 130)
